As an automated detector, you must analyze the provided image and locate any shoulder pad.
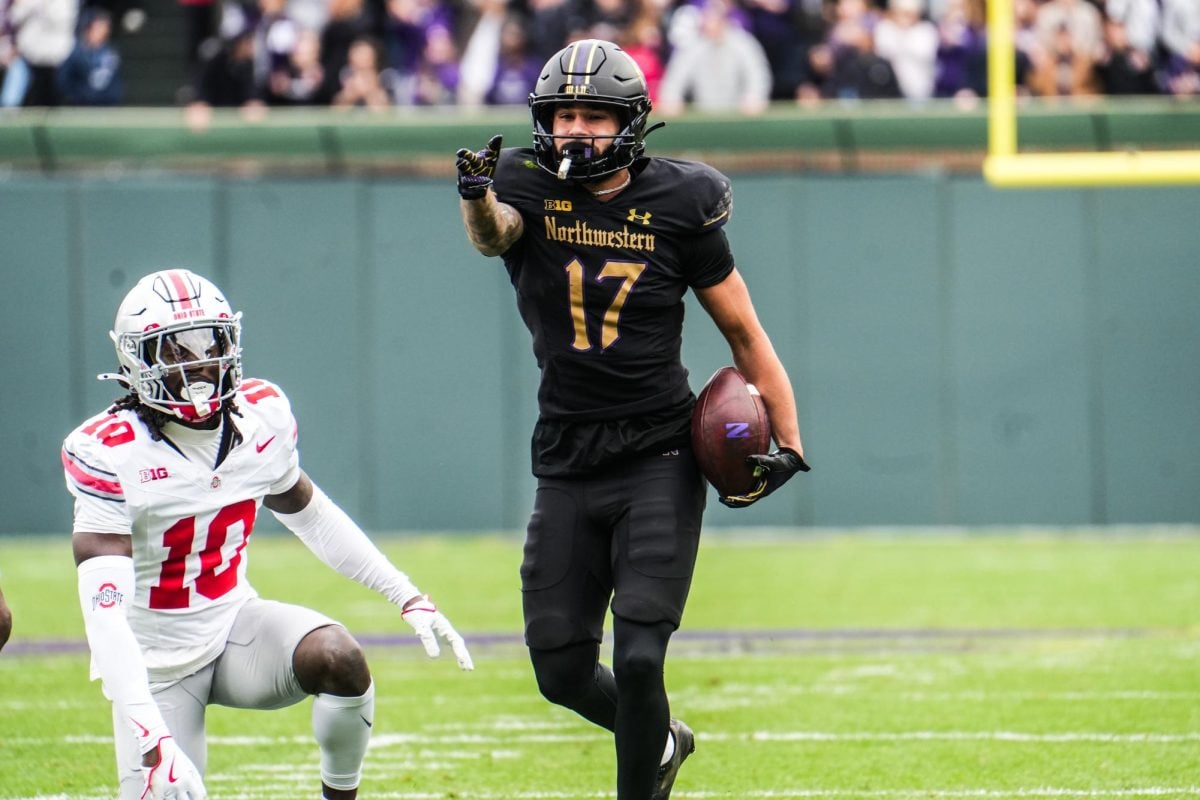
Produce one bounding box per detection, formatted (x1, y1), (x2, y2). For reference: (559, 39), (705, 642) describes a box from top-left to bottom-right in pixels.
(237, 378), (290, 409)
(64, 408), (142, 456)
(699, 176), (733, 229)
(496, 147), (540, 177)
(62, 409), (141, 501)
(494, 147), (543, 198)
(236, 378), (298, 437)
(646, 158), (734, 231)
(683, 160), (733, 228)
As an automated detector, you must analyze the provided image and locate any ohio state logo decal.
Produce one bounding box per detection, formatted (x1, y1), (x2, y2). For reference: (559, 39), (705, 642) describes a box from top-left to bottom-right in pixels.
(92, 582), (123, 610)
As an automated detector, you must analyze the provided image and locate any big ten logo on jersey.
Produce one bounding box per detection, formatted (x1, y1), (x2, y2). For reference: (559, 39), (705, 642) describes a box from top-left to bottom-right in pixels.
(545, 199), (573, 212)
(139, 467), (170, 483)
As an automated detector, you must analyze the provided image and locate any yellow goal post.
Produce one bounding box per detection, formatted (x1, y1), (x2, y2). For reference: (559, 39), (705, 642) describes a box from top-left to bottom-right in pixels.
(983, 0), (1200, 187)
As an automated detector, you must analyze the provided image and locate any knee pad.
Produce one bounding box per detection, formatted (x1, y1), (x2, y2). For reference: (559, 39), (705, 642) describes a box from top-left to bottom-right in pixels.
(524, 612), (579, 651)
(610, 592), (683, 627)
(529, 643), (599, 707)
(610, 616), (672, 686)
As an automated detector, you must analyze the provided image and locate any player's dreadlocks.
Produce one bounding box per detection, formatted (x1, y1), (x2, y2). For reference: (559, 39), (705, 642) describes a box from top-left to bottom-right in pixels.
(108, 393), (243, 442)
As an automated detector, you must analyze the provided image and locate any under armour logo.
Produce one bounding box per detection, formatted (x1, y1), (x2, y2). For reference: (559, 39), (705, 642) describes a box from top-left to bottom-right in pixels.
(627, 209), (652, 225)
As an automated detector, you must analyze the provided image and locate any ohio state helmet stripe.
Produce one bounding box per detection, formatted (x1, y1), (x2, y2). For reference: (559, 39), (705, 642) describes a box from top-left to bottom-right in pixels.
(164, 270), (196, 310)
(62, 448), (125, 501)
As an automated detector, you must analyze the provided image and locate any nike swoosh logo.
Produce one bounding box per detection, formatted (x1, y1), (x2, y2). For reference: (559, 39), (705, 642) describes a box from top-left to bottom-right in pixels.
(132, 718), (150, 737)
(255, 435), (276, 453)
(360, 715), (373, 728)
(168, 759), (177, 783)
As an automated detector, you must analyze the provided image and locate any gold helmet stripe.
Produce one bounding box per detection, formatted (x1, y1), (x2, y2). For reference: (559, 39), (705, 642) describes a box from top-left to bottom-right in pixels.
(564, 41), (578, 77)
(562, 40), (606, 85)
(582, 40), (599, 85)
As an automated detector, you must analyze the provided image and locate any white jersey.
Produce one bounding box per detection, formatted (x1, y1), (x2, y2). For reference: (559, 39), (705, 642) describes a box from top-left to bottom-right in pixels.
(62, 378), (301, 684)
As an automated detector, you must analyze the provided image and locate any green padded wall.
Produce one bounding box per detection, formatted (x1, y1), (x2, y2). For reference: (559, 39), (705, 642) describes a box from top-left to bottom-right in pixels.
(797, 176), (947, 526)
(1091, 188), (1200, 522)
(4, 173), (1197, 534)
(2, 184), (75, 533)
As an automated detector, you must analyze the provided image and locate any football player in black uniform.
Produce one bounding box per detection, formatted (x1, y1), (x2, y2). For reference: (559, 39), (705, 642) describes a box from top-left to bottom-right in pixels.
(455, 38), (810, 800)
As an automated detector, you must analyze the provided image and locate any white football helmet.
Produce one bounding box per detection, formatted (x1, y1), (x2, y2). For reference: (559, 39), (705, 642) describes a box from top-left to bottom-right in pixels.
(105, 269), (242, 423)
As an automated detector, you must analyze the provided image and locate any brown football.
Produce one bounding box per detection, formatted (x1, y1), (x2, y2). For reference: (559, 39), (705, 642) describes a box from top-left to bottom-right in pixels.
(691, 366), (773, 497)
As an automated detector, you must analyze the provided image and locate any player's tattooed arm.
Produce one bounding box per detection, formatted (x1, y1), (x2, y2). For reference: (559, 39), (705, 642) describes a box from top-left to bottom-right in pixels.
(460, 193), (525, 257)
(455, 135), (523, 256)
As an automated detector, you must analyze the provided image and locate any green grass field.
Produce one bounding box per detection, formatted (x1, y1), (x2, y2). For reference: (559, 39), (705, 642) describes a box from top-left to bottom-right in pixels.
(1, 528), (1198, 799)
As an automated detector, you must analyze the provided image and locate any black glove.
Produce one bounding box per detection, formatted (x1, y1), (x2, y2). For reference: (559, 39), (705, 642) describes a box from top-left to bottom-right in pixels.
(719, 447), (811, 508)
(455, 134), (503, 200)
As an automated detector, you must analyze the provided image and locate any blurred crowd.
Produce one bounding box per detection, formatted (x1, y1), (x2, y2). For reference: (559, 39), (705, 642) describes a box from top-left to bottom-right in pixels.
(1, 0), (1198, 112)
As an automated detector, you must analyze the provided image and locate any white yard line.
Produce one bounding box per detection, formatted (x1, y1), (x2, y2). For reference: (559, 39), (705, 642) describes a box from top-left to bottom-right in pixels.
(722, 731), (1200, 743)
(9, 689), (1198, 716)
(27, 729), (1200, 748)
(12, 728), (1197, 800)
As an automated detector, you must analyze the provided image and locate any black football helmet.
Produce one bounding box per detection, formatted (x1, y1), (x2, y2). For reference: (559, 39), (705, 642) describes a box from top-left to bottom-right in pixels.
(529, 39), (653, 181)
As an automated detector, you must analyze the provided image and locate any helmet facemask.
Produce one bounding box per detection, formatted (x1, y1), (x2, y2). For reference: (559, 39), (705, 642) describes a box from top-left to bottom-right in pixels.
(529, 39), (653, 182)
(114, 317), (242, 423)
(531, 96), (651, 181)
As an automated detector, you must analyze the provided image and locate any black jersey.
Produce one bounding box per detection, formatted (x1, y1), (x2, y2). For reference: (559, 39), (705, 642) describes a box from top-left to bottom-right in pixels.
(493, 148), (736, 475)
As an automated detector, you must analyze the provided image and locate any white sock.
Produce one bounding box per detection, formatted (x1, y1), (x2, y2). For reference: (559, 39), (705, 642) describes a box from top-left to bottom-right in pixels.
(660, 728), (676, 766)
(312, 680), (375, 791)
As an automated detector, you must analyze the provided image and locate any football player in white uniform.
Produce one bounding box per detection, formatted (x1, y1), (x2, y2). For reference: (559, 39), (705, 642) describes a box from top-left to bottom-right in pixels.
(0, 580), (11, 652)
(63, 269), (473, 800)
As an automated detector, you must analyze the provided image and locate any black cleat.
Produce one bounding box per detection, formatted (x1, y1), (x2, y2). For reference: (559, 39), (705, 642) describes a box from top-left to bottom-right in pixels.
(652, 718), (695, 800)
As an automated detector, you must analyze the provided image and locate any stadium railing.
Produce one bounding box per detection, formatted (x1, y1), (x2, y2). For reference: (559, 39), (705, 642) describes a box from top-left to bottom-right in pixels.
(0, 98), (1198, 175)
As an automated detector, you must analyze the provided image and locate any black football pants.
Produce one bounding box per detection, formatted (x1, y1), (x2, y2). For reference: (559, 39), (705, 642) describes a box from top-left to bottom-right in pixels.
(521, 448), (705, 799)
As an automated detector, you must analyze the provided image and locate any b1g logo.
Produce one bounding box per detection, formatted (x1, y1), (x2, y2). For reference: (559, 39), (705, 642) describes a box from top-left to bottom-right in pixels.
(139, 467), (169, 483)
(544, 199), (573, 212)
(725, 422), (752, 439)
(92, 582), (124, 610)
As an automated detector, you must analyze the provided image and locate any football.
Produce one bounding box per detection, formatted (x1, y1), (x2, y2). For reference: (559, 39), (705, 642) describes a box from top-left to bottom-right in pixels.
(691, 366), (772, 497)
